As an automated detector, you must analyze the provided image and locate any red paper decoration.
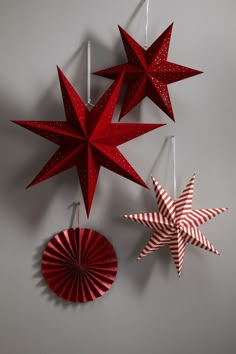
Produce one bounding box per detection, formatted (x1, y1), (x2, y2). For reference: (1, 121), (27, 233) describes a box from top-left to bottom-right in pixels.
(42, 228), (118, 303)
(13, 68), (164, 216)
(124, 175), (227, 276)
(94, 24), (202, 121)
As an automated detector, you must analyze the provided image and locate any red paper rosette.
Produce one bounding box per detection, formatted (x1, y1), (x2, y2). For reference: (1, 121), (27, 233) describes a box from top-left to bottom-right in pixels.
(42, 228), (117, 303)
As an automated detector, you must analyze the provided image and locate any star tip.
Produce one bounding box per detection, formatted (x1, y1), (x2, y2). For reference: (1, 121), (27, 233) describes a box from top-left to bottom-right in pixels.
(92, 70), (101, 76)
(166, 109), (175, 121)
(136, 256), (142, 261)
(57, 66), (64, 79)
(153, 123), (166, 130)
(151, 175), (158, 184)
(118, 116), (122, 122)
(119, 108), (127, 120)
(139, 179), (149, 190)
(85, 209), (91, 219)
(83, 202), (91, 218)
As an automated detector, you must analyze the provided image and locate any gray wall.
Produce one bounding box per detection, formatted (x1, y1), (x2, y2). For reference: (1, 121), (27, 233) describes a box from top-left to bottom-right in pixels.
(0, 0), (235, 353)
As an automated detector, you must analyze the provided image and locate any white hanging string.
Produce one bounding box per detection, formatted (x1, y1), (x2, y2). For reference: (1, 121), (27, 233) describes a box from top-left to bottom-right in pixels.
(144, 0), (150, 49)
(86, 41), (94, 107)
(69, 201), (81, 229)
(76, 201), (80, 228)
(171, 136), (177, 201)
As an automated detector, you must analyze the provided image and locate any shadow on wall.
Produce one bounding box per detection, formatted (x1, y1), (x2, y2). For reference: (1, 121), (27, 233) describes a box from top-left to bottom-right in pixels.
(0, 40), (94, 228)
(1, 86), (79, 229)
(0, 39), (135, 230)
(98, 136), (174, 291)
(1, 0), (165, 230)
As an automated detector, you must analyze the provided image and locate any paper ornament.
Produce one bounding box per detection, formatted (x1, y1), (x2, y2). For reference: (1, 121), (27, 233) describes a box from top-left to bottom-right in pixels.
(94, 23), (202, 121)
(13, 68), (164, 216)
(124, 174), (227, 276)
(42, 227), (118, 303)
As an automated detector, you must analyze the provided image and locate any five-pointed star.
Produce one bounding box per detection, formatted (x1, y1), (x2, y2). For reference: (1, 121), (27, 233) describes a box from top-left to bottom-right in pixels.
(94, 23), (203, 121)
(124, 175), (227, 275)
(13, 68), (164, 216)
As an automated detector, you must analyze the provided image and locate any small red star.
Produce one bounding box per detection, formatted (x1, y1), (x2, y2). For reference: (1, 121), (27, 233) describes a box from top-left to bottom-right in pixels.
(13, 68), (164, 216)
(94, 23), (203, 121)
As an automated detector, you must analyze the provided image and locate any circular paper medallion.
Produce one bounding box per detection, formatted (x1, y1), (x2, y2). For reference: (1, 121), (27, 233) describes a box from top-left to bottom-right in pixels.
(42, 228), (117, 303)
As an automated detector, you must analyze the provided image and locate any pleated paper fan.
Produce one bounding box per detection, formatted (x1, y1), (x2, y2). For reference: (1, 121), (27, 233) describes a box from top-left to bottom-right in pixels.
(42, 228), (118, 303)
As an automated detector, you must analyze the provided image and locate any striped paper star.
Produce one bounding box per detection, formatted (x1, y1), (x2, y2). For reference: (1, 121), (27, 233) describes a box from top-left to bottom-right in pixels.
(124, 175), (227, 276)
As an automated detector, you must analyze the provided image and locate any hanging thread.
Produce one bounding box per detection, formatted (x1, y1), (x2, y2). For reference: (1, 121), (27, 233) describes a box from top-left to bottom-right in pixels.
(144, 0), (150, 49)
(171, 136), (177, 201)
(86, 41), (94, 107)
(76, 201), (80, 228)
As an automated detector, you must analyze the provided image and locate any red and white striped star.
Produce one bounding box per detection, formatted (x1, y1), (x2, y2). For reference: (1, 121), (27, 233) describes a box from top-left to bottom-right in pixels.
(124, 174), (227, 276)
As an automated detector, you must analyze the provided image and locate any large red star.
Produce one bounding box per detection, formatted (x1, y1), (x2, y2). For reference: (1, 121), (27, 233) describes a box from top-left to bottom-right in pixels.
(124, 175), (227, 276)
(94, 23), (203, 121)
(13, 68), (164, 216)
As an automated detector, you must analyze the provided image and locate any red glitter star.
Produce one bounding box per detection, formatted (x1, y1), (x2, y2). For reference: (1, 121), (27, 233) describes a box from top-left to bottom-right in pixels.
(94, 23), (203, 121)
(13, 68), (164, 216)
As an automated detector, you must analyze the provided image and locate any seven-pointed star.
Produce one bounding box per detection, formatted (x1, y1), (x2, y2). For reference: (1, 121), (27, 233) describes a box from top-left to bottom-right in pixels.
(124, 174), (227, 276)
(12, 68), (164, 217)
(94, 23), (203, 121)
